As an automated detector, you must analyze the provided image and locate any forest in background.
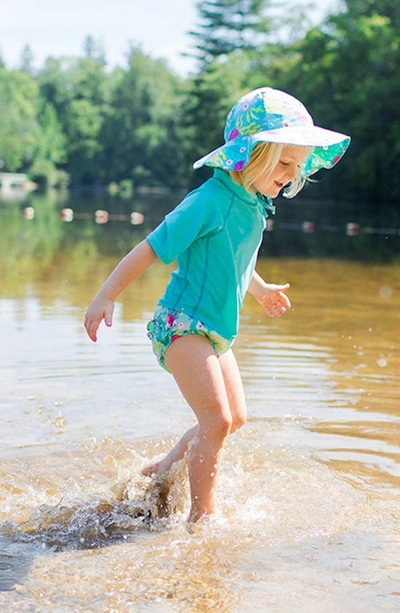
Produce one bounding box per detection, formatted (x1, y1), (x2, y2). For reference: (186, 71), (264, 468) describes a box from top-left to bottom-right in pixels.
(0, 0), (399, 205)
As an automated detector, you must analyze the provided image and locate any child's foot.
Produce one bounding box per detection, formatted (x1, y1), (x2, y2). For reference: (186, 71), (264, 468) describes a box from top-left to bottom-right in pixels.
(141, 426), (198, 478)
(141, 457), (173, 477)
(187, 502), (215, 524)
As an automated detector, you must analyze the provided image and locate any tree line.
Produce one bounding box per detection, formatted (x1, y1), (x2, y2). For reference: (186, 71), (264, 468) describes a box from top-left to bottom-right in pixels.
(0, 0), (399, 204)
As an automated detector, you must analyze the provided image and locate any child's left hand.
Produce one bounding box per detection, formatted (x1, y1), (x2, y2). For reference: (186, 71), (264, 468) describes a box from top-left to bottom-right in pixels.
(253, 283), (291, 317)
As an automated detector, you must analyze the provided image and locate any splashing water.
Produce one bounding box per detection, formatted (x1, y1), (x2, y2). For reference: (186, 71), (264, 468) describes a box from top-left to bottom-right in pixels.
(1, 254), (400, 610)
(0, 431), (399, 611)
(0, 452), (189, 552)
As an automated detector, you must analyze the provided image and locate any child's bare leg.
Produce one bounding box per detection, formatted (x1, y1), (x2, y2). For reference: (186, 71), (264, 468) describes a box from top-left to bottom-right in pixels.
(164, 334), (240, 522)
(218, 348), (247, 433)
(142, 348), (246, 481)
(141, 424), (198, 476)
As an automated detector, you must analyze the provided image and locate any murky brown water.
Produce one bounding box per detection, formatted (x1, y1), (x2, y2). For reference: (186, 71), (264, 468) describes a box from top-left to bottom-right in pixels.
(0, 195), (400, 611)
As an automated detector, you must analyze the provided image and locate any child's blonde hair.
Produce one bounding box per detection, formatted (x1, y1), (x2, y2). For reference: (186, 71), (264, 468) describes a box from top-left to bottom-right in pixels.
(229, 142), (309, 198)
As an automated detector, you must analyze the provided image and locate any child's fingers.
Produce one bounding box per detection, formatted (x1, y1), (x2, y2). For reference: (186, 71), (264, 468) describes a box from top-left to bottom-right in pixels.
(276, 282), (290, 293)
(84, 300), (114, 341)
(280, 292), (291, 309)
(84, 316), (100, 342)
(104, 304), (114, 327)
(84, 309), (103, 342)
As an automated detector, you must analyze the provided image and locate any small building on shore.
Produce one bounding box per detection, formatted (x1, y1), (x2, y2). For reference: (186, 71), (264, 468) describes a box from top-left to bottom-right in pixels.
(0, 172), (29, 191)
(0, 173), (38, 199)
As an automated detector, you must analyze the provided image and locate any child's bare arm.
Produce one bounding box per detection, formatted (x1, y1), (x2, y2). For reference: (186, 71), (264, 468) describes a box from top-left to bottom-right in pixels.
(84, 239), (159, 342)
(248, 270), (291, 317)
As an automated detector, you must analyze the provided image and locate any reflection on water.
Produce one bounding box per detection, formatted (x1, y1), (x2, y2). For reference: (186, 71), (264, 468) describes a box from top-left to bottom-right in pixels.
(0, 192), (400, 610)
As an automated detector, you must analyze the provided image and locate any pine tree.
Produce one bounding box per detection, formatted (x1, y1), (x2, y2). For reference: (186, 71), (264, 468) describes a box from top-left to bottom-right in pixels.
(189, 0), (276, 67)
(20, 44), (34, 75)
(83, 35), (107, 66)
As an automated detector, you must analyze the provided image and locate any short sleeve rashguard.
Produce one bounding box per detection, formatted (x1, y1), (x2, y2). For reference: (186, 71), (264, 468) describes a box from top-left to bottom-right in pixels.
(146, 169), (268, 340)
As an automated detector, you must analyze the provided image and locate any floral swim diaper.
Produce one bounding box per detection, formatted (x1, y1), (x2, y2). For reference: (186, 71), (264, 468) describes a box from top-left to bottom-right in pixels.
(147, 306), (232, 372)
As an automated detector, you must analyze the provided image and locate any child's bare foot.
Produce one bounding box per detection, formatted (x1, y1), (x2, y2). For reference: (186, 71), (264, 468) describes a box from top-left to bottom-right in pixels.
(141, 460), (163, 477)
(187, 501), (216, 524)
(141, 456), (174, 477)
(141, 425), (198, 478)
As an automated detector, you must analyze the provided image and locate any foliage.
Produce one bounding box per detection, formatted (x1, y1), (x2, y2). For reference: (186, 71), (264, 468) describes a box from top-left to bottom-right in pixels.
(0, 69), (42, 171)
(182, 55), (255, 188)
(189, 0), (276, 68)
(1, 1), (399, 203)
(37, 55), (111, 185)
(19, 44), (35, 75)
(267, 0), (400, 202)
(82, 35), (107, 65)
(99, 46), (186, 188)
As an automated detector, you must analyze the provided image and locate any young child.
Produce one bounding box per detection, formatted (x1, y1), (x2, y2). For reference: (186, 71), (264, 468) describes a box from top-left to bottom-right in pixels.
(84, 87), (350, 524)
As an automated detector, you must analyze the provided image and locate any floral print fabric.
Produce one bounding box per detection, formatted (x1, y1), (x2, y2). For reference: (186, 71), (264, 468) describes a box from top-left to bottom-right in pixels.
(193, 87), (350, 177)
(147, 306), (232, 372)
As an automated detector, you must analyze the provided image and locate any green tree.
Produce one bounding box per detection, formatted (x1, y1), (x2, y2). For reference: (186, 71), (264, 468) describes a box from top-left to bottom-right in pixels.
(0, 67), (67, 184)
(270, 0), (400, 203)
(83, 35), (106, 65)
(333, 3), (400, 203)
(183, 55), (253, 187)
(100, 46), (185, 188)
(72, 56), (110, 107)
(335, 0), (400, 25)
(20, 44), (35, 75)
(38, 57), (76, 126)
(189, 0), (276, 68)
(38, 55), (110, 184)
(0, 69), (41, 171)
(36, 102), (66, 165)
(66, 98), (103, 183)
(30, 101), (67, 186)
(39, 55), (110, 120)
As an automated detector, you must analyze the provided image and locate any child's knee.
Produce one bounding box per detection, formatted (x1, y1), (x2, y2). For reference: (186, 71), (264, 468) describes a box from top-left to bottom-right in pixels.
(202, 414), (232, 442)
(231, 413), (246, 433)
(216, 416), (232, 440)
(229, 400), (247, 433)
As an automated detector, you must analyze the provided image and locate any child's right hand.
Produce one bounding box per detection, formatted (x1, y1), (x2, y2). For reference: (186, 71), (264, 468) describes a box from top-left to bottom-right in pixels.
(84, 294), (115, 342)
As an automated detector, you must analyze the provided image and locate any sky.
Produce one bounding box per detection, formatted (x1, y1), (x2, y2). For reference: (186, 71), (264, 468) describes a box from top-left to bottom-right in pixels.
(1, 0), (198, 75)
(0, 0), (334, 77)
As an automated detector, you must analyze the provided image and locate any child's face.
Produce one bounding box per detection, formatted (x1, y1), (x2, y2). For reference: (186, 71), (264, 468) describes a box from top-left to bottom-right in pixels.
(253, 145), (309, 197)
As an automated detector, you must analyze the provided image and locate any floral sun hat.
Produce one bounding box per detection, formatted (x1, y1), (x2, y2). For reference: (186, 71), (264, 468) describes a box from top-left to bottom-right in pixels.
(193, 87), (351, 176)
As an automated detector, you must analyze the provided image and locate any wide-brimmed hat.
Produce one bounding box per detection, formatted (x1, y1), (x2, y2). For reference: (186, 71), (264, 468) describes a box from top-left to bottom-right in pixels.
(193, 87), (350, 176)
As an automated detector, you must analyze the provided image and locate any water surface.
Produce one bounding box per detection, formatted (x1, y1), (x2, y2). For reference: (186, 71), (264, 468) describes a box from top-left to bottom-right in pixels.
(0, 192), (399, 611)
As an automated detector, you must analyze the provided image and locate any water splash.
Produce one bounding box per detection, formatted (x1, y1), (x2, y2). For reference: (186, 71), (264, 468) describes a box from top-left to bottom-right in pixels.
(0, 459), (188, 553)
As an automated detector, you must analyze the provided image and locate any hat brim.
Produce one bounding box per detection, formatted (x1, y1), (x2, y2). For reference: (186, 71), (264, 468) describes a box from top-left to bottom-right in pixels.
(193, 125), (351, 176)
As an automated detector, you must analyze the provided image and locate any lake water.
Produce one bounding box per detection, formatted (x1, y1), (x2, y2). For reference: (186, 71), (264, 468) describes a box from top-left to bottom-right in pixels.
(0, 190), (399, 611)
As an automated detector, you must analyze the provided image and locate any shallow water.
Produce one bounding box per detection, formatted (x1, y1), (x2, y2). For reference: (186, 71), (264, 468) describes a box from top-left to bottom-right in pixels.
(1, 197), (400, 611)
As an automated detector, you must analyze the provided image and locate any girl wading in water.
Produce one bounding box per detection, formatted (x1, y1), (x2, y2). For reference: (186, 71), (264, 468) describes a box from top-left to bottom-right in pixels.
(84, 87), (350, 524)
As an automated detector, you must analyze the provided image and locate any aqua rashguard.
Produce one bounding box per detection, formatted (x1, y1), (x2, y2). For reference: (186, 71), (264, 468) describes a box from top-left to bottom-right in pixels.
(146, 169), (270, 341)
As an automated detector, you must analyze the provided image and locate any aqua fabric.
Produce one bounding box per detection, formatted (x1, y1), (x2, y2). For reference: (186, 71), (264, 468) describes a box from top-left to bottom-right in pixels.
(146, 169), (270, 341)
